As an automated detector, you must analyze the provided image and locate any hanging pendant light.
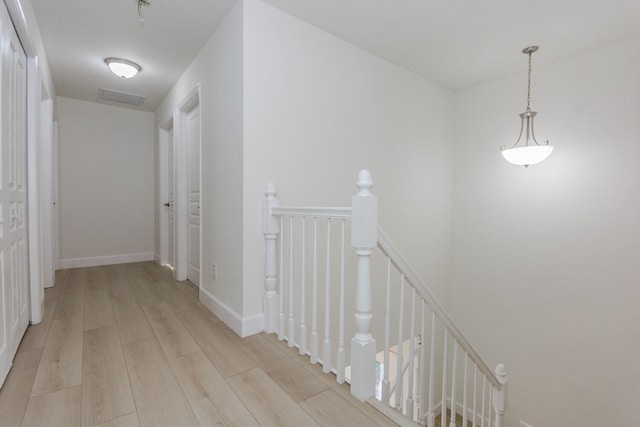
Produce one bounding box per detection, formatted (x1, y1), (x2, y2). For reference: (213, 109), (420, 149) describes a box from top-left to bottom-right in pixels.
(501, 46), (553, 167)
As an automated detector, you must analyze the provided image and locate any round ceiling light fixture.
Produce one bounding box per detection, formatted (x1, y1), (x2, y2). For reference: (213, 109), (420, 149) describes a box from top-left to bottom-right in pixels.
(105, 58), (141, 79)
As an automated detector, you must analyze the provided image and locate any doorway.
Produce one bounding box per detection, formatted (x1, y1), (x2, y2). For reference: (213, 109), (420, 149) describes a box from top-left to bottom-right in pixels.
(160, 85), (201, 288)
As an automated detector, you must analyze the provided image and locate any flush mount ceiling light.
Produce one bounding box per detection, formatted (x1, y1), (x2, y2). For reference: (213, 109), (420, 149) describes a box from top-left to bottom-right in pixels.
(105, 58), (141, 79)
(500, 46), (553, 167)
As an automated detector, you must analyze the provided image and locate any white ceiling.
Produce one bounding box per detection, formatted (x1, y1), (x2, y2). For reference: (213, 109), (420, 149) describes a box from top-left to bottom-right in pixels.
(31, 0), (640, 111)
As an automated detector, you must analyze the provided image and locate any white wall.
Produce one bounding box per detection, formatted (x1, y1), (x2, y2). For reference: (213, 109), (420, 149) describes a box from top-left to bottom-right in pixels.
(154, 1), (244, 321)
(243, 0), (454, 322)
(451, 38), (640, 426)
(57, 97), (155, 266)
(153, 0), (453, 336)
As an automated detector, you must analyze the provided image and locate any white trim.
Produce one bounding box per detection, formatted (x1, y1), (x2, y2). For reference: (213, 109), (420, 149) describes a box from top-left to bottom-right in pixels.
(199, 288), (264, 338)
(3, 0), (36, 55)
(158, 126), (169, 267)
(154, 252), (161, 264)
(26, 56), (43, 324)
(60, 252), (154, 269)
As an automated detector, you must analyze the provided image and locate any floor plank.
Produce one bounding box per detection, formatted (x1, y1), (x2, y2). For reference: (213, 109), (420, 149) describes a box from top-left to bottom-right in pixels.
(142, 301), (201, 360)
(53, 283), (85, 320)
(106, 268), (135, 299)
(122, 338), (199, 427)
(86, 267), (109, 294)
(84, 290), (116, 331)
(169, 351), (259, 427)
(92, 412), (140, 427)
(82, 325), (136, 427)
(267, 360), (329, 402)
(22, 385), (81, 427)
(301, 388), (381, 426)
(0, 349), (42, 427)
(227, 367), (320, 427)
(111, 296), (154, 344)
(177, 309), (256, 378)
(317, 374), (399, 427)
(18, 299), (57, 353)
(31, 316), (83, 397)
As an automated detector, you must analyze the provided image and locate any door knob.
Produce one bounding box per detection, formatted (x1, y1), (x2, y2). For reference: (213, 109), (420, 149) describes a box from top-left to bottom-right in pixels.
(164, 202), (171, 207)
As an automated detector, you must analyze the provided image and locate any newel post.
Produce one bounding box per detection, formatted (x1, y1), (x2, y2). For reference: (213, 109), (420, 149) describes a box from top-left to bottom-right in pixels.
(492, 364), (508, 427)
(262, 183), (280, 333)
(350, 170), (377, 401)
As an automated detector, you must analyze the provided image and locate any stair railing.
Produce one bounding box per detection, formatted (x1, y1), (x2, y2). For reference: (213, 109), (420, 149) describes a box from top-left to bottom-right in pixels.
(262, 170), (507, 427)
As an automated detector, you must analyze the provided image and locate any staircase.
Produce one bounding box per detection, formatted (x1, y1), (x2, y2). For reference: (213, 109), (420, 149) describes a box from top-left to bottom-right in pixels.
(262, 170), (507, 427)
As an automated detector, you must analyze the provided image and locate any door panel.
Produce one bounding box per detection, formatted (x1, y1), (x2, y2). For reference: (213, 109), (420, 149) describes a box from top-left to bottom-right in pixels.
(186, 106), (200, 286)
(0, 2), (29, 387)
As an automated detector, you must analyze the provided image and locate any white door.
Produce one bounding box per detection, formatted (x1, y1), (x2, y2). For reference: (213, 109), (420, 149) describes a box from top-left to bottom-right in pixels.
(186, 106), (200, 287)
(0, 2), (29, 387)
(167, 126), (175, 268)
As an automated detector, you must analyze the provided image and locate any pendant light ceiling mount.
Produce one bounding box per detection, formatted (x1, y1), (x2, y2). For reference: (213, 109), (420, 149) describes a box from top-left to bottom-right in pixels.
(500, 45), (553, 167)
(105, 57), (141, 79)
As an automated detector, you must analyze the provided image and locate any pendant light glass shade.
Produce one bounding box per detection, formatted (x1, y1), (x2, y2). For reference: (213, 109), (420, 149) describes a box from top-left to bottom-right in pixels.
(105, 58), (141, 79)
(501, 46), (552, 167)
(501, 145), (553, 166)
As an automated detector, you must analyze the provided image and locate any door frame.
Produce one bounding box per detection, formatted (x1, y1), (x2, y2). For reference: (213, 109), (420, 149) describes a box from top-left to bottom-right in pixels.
(171, 84), (201, 284)
(158, 118), (173, 267)
(40, 84), (54, 289)
(5, 0), (54, 324)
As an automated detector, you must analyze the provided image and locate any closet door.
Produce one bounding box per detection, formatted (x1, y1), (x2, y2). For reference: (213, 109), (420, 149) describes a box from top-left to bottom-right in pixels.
(0, 2), (29, 387)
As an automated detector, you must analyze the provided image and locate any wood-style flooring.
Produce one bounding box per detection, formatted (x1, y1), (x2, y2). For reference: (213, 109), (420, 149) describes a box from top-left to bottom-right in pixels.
(0, 262), (398, 427)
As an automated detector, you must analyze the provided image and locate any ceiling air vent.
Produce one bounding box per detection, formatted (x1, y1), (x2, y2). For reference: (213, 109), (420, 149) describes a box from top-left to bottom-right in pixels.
(99, 88), (146, 106)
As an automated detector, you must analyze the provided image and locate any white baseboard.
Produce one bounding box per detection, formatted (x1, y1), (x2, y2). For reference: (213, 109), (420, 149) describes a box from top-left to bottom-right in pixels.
(153, 252), (160, 263)
(60, 252), (154, 269)
(199, 287), (264, 337)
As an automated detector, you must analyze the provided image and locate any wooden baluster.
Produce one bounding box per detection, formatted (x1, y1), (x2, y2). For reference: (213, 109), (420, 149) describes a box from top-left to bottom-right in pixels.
(310, 217), (318, 363)
(492, 364), (508, 427)
(441, 331), (448, 427)
(472, 366), (477, 427)
(322, 219), (332, 374)
(299, 217), (307, 355)
(336, 219), (346, 383)
(449, 342), (457, 427)
(462, 353), (468, 427)
(481, 376), (486, 427)
(418, 301), (426, 424)
(488, 381), (493, 427)
(350, 169), (377, 401)
(406, 286), (416, 418)
(427, 312), (436, 427)
(395, 275), (405, 411)
(262, 183), (280, 333)
(278, 216), (284, 340)
(288, 217), (294, 347)
(381, 257), (391, 403)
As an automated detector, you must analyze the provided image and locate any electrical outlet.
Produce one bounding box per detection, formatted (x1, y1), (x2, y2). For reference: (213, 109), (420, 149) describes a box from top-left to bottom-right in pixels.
(212, 263), (217, 279)
(520, 421), (535, 427)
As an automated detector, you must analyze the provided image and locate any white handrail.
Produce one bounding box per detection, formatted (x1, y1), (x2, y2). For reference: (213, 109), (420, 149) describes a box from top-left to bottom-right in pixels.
(376, 225), (502, 390)
(271, 206), (351, 219)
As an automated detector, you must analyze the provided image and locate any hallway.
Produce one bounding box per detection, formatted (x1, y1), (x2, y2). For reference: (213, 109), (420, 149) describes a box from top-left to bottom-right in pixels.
(0, 262), (396, 427)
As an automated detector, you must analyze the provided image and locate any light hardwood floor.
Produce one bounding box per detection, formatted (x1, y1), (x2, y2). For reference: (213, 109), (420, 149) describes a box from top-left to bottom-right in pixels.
(0, 262), (398, 427)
